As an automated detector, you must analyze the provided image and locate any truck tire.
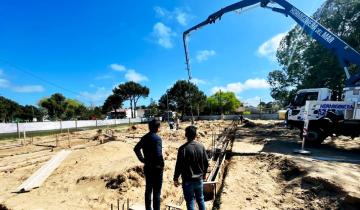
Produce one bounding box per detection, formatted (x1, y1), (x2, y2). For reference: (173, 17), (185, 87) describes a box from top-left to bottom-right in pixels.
(285, 111), (294, 129)
(299, 128), (326, 146)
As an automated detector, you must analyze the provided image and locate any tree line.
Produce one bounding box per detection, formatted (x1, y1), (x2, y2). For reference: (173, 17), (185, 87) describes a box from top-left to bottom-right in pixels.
(104, 80), (243, 119)
(268, 0), (360, 105)
(0, 96), (44, 122)
(1, 80), (244, 122)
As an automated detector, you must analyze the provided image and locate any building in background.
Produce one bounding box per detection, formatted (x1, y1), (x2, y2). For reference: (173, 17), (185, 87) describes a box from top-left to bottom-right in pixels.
(107, 108), (147, 119)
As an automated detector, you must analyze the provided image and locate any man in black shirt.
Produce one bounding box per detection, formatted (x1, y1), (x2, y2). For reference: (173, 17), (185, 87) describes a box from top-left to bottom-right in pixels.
(134, 119), (164, 210)
(173, 126), (209, 210)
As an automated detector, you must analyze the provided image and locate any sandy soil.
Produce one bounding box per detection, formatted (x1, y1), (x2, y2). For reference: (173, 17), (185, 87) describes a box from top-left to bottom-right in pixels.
(1, 119), (359, 210)
(0, 120), (231, 210)
(215, 120), (360, 210)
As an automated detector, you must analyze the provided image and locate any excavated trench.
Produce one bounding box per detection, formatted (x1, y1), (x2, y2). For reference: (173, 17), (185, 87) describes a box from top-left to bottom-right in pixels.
(211, 121), (360, 210)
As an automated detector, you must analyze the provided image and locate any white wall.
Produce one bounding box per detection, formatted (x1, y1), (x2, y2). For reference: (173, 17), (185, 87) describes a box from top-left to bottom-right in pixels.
(0, 118), (144, 134)
(0, 114), (279, 134)
(182, 114), (279, 121)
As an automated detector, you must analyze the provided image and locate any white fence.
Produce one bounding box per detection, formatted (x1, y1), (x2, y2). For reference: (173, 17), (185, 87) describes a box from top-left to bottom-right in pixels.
(182, 114), (279, 121)
(0, 118), (146, 134)
(0, 114), (280, 135)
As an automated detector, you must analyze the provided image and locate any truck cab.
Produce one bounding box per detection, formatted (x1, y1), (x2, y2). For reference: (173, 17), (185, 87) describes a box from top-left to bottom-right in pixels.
(287, 88), (332, 129)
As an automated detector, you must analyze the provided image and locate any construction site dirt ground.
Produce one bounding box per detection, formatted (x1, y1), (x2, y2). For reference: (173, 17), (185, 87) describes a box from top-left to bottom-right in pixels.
(0, 120), (360, 210)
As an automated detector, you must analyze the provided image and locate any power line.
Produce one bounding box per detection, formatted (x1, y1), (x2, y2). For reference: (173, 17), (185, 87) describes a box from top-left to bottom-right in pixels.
(0, 58), (94, 104)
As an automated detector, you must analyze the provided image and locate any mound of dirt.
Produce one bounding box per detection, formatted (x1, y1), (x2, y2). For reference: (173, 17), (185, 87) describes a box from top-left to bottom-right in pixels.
(300, 176), (349, 209)
(243, 121), (256, 128)
(302, 176), (345, 197)
(105, 166), (144, 192)
(257, 154), (307, 181)
(76, 176), (96, 184)
(0, 204), (10, 210)
(76, 165), (144, 193)
(277, 159), (307, 181)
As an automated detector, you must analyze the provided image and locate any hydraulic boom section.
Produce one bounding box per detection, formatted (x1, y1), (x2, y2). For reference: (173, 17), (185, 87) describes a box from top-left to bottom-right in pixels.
(183, 0), (360, 86)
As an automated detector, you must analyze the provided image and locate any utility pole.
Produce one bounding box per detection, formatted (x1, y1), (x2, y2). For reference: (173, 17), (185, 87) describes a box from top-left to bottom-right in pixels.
(166, 92), (169, 123)
(220, 90), (223, 115)
(31, 106), (34, 122)
(259, 98), (262, 120)
(197, 104), (200, 117)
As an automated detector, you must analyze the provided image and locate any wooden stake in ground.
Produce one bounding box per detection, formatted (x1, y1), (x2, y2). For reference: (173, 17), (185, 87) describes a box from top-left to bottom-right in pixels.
(22, 130), (26, 146)
(56, 134), (59, 147)
(17, 122), (20, 139)
(67, 128), (71, 148)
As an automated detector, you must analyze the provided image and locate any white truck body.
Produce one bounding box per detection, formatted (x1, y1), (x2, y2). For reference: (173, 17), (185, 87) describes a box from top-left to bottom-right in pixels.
(288, 87), (360, 144)
(287, 88), (332, 122)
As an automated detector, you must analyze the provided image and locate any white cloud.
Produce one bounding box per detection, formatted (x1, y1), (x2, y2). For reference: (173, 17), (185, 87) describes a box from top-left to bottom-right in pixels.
(257, 32), (286, 61)
(104, 64), (149, 83)
(153, 22), (176, 49)
(154, 7), (191, 26)
(0, 77), (44, 93)
(191, 78), (206, 85)
(154, 6), (167, 17)
(196, 50), (216, 62)
(125, 69), (148, 83)
(79, 87), (112, 105)
(12, 85), (44, 93)
(0, 78), (10, 88)
(211, 78), (270, 94)
(110, 63), (126, 72)
(176, 11), (188, 26)
(95, 74), (113, 80)
(244, 96), (261, 107)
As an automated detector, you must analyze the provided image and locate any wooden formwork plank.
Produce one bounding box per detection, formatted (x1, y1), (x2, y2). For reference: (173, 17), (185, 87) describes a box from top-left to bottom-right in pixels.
(165, 203), (183, 210)
(129, 203), (146, 210)
(15, 149), (71, 192)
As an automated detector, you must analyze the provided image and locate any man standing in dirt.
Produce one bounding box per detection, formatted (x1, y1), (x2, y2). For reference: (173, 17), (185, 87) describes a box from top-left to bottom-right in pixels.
(173, 126), (209, 210)
(134, 119), (164, 210)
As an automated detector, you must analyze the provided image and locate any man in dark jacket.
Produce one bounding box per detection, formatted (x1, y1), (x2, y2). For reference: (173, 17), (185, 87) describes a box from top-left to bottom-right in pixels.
(173, 126), (209, 210)
(134, 119), (164, 210)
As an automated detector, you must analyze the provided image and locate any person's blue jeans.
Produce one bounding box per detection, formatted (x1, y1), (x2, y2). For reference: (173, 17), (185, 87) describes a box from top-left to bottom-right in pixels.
(182, 179), (206, 210)
(144, 166), (163, 210)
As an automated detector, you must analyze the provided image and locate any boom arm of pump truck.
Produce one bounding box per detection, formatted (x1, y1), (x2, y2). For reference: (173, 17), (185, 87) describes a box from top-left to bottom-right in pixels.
(183, 0), (360, 86)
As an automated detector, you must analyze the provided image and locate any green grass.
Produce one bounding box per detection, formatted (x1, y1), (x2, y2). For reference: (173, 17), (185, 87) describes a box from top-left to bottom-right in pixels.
(0, 123), (133, 141)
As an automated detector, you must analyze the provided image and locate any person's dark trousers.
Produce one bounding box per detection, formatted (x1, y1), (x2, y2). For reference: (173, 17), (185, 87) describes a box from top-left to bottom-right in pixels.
(182, 180), (206, 210)
(144, 166), (163, 210)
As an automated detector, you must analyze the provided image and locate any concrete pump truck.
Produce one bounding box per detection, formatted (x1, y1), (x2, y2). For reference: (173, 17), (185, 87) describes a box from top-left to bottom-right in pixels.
(183, 0), (360, 145)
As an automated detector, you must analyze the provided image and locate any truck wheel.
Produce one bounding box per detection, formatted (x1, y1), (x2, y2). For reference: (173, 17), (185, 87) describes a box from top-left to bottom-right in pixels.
(304, 128), (326, 146)
(285, 111), (294, 129)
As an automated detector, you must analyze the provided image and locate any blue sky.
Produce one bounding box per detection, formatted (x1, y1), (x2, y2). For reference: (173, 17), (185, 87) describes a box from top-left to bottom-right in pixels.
(0, 0), (325, 107)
